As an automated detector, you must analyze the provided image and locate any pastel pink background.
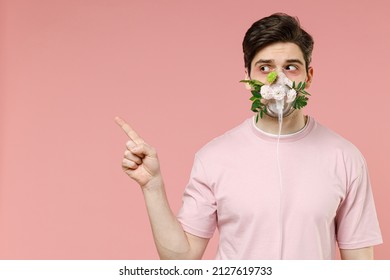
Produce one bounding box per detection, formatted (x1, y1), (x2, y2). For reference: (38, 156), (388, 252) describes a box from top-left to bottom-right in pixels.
(0, 0), (389, 259)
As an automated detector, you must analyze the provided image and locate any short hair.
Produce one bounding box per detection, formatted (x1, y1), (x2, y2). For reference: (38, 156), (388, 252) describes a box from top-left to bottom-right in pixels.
(243, 13), (314, 75)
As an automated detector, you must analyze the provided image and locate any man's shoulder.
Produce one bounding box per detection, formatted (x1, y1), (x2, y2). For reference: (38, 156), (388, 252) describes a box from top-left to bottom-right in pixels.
(195, 117), (252, 159)
(314, 121), (357, 147)
(312, 119), (365, 164)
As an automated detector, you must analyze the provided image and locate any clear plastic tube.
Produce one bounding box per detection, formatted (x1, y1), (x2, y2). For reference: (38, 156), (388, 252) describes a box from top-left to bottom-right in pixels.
(276, 98), (284, 259)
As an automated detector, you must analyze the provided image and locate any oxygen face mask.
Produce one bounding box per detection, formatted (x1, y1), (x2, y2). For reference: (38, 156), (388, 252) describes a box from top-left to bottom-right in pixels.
(240, 71), (311, 123)
(260, 71), (296, 118)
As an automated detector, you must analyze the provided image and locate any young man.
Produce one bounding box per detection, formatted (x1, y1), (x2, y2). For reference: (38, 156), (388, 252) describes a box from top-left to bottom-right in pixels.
(115, 13), (382, 259)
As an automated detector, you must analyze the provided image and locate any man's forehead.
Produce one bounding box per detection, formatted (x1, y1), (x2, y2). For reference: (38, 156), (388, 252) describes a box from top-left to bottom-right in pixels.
(252, 42), (304, 62)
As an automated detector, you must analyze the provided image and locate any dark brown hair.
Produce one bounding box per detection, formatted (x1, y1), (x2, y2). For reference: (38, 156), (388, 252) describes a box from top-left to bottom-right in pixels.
(243, 13), (314, 76)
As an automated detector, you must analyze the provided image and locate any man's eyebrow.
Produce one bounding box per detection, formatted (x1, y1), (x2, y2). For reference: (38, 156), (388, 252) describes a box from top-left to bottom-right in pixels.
(286, 59), (304, 65)
(254, 58), (304, 66)
(254, 59), (274, 66)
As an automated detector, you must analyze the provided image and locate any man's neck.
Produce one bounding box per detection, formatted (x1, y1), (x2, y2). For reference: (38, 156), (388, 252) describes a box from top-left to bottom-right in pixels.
(255, 110), (307, 135)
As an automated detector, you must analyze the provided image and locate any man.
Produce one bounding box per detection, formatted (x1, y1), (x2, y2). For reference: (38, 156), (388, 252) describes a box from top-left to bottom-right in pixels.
(115, 13), (382, 259)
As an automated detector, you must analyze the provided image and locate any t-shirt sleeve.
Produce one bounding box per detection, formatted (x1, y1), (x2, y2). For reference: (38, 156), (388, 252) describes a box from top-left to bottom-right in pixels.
(335, 159), (383, 249)
(176, 154), (217, 239)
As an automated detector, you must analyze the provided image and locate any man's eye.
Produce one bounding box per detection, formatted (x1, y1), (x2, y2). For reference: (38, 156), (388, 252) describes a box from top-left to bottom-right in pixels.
(260, 65), (271, 72)
(285, 65), (298, 71)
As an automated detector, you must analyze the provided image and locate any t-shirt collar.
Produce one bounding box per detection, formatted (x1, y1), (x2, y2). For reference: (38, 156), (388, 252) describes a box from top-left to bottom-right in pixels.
(249, 115), (315, 142)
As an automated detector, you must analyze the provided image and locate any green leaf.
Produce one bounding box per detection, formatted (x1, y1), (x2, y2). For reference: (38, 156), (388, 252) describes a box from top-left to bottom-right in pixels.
(251, 99), (261, 112)
(240, 79), (264, 89)
(297, 82), (302, 90)
(250, 79), (265, 86)
(256, 113), (259, 123)
(251, 90), (261, 98)
(293, 95), (308, 110)
(292, 81), (296, 88)
(254, 99), (261, 106)
(249, 96), (257, 101)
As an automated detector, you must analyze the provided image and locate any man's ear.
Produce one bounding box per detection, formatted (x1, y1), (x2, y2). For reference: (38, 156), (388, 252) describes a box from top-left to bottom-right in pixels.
(244, 68), (251, 90)
(305, 66), (314, 89)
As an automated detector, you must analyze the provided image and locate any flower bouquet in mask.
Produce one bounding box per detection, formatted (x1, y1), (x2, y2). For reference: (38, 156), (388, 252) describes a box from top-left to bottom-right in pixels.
(240, 71), (311, 123)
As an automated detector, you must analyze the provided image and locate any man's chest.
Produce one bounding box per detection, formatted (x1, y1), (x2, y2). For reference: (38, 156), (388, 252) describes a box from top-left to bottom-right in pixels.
(209, 150), (346, 228)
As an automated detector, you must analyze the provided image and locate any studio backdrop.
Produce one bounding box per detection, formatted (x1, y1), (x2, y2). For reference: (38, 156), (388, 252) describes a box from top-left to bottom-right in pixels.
(0, 0), (389, 259)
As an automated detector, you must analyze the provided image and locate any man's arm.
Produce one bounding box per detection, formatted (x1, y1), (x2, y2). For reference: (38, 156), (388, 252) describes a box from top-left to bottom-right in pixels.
(142, 177), (209, 259)
(340, 247), (374, 260)
(115, 117), (209, 259)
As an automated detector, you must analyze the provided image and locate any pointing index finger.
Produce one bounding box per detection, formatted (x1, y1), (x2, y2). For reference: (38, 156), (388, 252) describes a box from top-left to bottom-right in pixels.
(115, 116), (144, 144)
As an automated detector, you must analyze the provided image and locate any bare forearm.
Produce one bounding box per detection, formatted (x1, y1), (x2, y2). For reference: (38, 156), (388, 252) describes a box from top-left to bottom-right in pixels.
(340, 247), (374, 260)
(142, 177), (193, 259)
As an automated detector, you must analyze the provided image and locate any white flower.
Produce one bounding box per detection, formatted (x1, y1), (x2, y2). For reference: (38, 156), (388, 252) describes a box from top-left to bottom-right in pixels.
(272, 85), (286, 100)
(286, 88), (297, 103)
(260, 85), (273, 99)
(259, 72), (297, 102)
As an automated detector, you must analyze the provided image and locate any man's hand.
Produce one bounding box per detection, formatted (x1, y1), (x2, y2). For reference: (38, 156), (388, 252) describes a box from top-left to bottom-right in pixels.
(115, 116), (161, 188)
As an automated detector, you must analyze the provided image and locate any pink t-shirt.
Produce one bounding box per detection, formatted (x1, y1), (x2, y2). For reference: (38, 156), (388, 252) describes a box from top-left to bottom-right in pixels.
(177, 116), (383, 259)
